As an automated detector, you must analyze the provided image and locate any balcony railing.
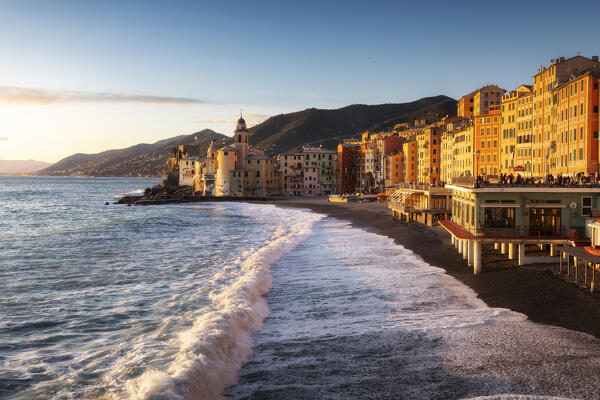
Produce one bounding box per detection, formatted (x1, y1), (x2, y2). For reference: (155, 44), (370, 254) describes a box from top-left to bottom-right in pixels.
(454, 225), (572, 240)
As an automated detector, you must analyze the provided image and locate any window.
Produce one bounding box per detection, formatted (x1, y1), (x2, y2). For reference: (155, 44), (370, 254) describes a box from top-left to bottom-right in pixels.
(579, 147), (583, 160)
(484, 207), (515, 228)
(582, 197), (592, 217)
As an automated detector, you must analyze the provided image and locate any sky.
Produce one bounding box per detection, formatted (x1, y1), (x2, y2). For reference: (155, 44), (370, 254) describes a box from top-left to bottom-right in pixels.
(1, 0), (600, 163)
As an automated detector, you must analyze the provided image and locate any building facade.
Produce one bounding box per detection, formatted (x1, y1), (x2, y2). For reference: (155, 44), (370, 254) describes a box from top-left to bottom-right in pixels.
(475, 105), (501, 176)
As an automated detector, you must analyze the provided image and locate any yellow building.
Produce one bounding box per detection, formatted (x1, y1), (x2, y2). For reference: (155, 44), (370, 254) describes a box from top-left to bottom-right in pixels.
(515, 89), (534, 175)
(532, 55), (600, 177)
(215, 145), (238, 196)
(452, 124), (475, 179)
(440, 131), (454, 184)
(500, 85), (532, 174)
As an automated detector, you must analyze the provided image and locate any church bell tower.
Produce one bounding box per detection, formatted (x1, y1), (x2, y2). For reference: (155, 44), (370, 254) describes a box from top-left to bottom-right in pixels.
(232, 113), (249, 167)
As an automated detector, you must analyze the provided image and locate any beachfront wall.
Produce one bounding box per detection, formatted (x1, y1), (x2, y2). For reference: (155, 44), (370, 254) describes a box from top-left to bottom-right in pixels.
(447, 184), (600, 240)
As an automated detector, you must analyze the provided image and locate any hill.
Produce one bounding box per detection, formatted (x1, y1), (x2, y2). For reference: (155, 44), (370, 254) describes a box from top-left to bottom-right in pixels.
(38, 129), (227, 177)
(249, 95), (457, 153)
(0, 160), (52, 175)
(37, 95), (457, 178)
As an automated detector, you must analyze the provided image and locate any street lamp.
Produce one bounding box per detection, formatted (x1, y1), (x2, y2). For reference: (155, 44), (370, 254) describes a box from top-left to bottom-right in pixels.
(476, 149), (481, 178)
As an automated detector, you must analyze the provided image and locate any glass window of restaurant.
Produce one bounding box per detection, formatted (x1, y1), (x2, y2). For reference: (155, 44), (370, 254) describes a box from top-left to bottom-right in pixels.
(484, 207), (515, 229)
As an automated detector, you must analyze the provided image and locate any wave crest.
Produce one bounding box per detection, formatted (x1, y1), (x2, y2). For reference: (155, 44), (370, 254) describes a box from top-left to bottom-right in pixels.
(126, 211), (321, 400)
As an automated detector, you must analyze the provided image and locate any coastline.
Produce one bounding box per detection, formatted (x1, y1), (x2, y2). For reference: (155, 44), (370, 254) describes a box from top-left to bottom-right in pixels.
(258, 198), (600, 339)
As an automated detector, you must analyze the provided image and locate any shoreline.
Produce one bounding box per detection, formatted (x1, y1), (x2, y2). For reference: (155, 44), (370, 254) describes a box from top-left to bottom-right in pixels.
(258, 198), (600, 339)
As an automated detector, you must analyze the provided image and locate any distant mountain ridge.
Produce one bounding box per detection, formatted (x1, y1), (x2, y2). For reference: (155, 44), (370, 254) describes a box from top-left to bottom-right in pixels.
(38, 95), (457, 178)
(37, 129), (227, 177)
(0, 160), (52, 175)
(249, 95), (457, 153)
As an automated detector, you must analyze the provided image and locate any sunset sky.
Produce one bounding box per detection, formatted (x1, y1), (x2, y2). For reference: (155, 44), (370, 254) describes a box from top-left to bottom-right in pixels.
(1, 0), (599, 163)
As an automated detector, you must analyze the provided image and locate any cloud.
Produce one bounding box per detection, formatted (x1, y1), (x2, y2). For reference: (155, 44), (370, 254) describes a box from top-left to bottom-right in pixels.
(0, 136), (7, 141)
(0, 86), (204, 105)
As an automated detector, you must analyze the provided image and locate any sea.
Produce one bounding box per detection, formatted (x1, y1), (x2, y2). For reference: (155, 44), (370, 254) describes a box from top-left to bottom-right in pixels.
(2, 176), (600, 400)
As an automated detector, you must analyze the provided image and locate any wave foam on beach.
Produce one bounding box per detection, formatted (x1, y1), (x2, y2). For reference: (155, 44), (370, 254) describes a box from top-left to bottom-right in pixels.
(125, 206), (322, 400)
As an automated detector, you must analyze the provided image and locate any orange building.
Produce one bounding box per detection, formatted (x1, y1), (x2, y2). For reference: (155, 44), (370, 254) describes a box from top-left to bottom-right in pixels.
(384, 151), (404, 188)
(532, 55), (600, 177)
(457, 93), (474, 118)
(554, 71), (600, 176)
(416, 126), (441, 184)
(474, 105), (501, 176)
(403, 140), (417, 183)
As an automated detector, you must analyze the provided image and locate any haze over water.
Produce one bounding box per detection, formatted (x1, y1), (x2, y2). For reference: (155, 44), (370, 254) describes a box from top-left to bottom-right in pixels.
(2, 177), (600, 399)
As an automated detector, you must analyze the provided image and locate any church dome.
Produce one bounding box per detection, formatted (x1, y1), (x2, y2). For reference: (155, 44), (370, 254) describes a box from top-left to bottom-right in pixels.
(236, 115), (247, 131)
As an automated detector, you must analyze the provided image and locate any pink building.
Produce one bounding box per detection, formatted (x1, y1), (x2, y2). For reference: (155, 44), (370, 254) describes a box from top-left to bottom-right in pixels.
(302, 166), (324, 196)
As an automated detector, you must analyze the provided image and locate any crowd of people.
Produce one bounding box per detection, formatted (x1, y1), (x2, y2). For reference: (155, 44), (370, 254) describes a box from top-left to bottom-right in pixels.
(475, 172), (600, 187)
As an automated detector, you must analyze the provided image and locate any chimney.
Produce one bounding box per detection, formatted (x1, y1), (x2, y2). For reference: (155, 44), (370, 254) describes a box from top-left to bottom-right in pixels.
(593, 56), (599, 62)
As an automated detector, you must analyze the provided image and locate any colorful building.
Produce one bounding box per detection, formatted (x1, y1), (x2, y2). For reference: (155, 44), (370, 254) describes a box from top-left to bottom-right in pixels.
(500, 86), (531, 174)
(451, 123), (475, 180)
(473, 85), (506, 117)
(457, 92), (474, 119)
(336, 143), (361, 194)
(280, 146), (336, 196)
(441, 181), (600, 273)
(195, 115), (282, 197)
(384, 151), (404, 189)
(532, 55), (600, 177)
(440, 131), (454, 184)
(474, 105), (501, 176)
(515, 89), (534, 176)
(553, 70), (600, 176)
(403, 140), (417, 184)
(416, 126), (441, 185)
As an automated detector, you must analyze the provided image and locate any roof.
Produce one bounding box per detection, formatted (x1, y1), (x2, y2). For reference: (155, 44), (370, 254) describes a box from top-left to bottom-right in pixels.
(247, 154), (272, 160)
(218, 145), (238, 152)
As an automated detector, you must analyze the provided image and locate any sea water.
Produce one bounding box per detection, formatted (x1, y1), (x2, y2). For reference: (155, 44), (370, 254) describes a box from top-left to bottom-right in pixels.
(1, 177), (600, 400)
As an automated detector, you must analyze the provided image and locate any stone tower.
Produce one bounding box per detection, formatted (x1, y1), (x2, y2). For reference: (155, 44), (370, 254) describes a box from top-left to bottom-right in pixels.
(232, 114), (249, 168)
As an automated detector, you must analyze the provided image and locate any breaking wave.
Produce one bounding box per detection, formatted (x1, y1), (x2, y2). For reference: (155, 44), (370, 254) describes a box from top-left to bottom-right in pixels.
(125, 208), (322, 399)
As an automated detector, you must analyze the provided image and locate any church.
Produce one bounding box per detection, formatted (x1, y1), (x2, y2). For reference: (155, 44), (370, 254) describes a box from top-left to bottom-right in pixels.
(194, 115), (283, 197)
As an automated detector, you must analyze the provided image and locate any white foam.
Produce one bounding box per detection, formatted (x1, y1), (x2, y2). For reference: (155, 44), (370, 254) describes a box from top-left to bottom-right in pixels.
(125, 204), (322, 400)
(114, 189), (146, 198)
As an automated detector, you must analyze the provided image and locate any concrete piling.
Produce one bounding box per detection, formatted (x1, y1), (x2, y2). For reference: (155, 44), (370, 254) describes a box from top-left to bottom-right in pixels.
(473, 241), (481, 274)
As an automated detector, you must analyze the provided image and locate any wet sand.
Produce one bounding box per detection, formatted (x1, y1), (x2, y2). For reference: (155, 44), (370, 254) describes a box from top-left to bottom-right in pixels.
(261, 198), (600, 339)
